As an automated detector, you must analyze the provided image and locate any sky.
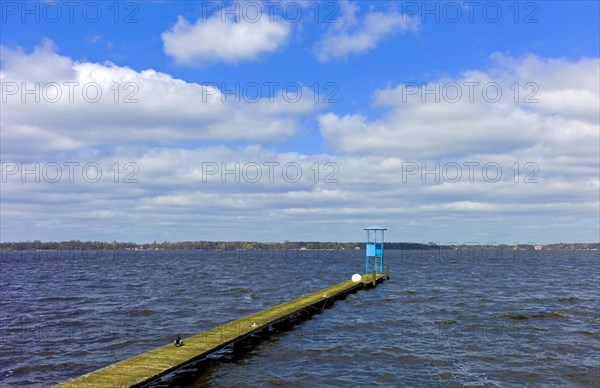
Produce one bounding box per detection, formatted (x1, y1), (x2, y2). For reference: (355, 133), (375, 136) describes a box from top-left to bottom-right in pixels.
(0, 0), (599, 244)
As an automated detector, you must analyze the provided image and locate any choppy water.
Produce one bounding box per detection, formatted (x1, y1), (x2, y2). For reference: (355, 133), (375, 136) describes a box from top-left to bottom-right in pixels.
(1, 249), (598, 386)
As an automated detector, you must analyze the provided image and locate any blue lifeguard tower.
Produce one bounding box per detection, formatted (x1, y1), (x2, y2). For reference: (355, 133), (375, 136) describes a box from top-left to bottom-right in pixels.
(365, 226), (386, 274)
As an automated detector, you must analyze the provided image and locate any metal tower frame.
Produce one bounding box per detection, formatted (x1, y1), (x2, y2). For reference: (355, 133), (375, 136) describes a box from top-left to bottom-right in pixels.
(365, 227), (386, 274)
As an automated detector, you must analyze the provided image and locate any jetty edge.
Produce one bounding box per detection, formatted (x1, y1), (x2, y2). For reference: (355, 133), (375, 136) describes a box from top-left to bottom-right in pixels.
(56, 272), (387, 388)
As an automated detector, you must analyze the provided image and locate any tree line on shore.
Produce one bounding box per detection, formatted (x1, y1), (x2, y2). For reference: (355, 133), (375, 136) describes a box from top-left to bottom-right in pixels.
(1, 240), (598, 251)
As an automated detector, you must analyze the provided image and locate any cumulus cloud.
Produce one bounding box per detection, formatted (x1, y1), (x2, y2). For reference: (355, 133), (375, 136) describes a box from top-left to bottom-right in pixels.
(0, 39), (75, 82)
(2, 144), (598, 243)
(313, 1), (419, 62)
(161, 14), (290, 65)
(0, 41), (319, 159)
(309, 54), (598, 243)
(1, 46), (598, 244)
(318, 54), (600, 161)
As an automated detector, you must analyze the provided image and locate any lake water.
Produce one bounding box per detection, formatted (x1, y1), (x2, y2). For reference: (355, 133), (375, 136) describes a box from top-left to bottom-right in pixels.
(1, 249), (599, 386)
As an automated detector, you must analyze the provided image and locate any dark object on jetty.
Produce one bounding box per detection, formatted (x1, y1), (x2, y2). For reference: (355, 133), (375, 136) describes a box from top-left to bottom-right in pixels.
(57, 273), (386, 388)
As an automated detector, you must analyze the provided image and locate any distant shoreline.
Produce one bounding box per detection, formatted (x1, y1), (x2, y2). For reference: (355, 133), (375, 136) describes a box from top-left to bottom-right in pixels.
(1, 241), (598, 251)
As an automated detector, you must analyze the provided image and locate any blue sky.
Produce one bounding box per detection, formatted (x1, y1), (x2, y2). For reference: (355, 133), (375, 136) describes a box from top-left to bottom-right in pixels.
(1, 1), (599, 244)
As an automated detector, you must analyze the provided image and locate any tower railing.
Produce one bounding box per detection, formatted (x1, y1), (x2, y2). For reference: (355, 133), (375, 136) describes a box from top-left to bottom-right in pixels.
(365, 227), (386, 274)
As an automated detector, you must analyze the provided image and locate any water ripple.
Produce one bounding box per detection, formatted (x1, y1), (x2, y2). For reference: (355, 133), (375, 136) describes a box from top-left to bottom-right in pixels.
(0, 250), (598, 387)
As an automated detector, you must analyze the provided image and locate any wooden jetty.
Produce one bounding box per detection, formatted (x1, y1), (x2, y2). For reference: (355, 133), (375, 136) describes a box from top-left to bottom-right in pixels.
(57, 272), (387, 388)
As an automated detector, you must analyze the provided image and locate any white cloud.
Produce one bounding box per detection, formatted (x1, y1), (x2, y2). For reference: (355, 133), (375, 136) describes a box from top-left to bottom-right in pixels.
(313, 1), (418, 62)
(318, 54), (600, 161)
(2, 144), (598, 244)
(1, 47), (598, 244)
(0, 41), (319, 159)
(0, 39), (75, 83)
(161, 14), (290, 65)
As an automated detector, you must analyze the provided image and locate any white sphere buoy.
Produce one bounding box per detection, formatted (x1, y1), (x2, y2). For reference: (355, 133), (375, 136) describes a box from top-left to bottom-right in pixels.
(351, 274), (362, 283)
